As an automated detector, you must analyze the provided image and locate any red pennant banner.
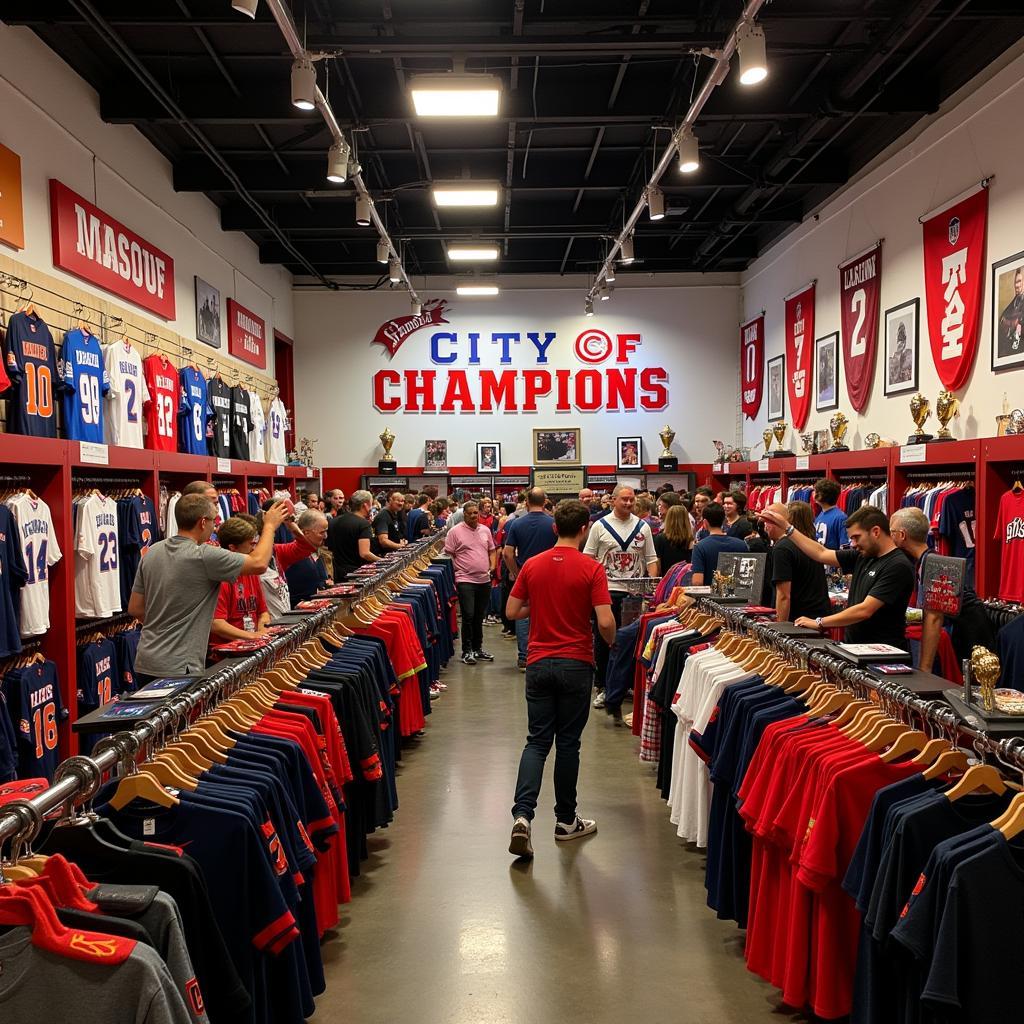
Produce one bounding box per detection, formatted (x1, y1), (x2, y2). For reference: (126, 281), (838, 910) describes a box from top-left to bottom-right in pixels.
(371, 299), (450, 357)
(785, 283), (815, 430)
(922, 187), (988, 391)
(740, 315), (764, 419)
(839, 243), (882, 412)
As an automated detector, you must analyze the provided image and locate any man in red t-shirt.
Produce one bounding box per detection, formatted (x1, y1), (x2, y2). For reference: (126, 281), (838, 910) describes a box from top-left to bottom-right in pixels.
(211, 516), (271, 642)
(505, 499), (615, 858)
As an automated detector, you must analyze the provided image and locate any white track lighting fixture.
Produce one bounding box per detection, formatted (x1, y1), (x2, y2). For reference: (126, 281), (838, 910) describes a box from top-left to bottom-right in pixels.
(291, 58), (316, 111)
(736, 20), (768, 86)
(431, 183), (501, 207)
(677, 127), (699, 173)
(606, 262), (616, 284)
(388, 259), (402, 283)
(584, 297), (594, 317)
(599, 284), (610, 301)
(355, 194), (372, 226)
(410, 73), (501, 117)
(411, 298), (423, 316)
(456, 283), (500, 296)
(231, 0), (258, 17)
(620, 234), (635, 265)
(647, 184), (665, 221)
(447, 244), (500, 262)
(326, 138), (349, 183)
(376, 240), (390, 264)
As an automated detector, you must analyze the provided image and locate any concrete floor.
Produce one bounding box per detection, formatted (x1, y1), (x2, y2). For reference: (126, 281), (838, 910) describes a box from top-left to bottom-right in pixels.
(316, 633), (809, 1024)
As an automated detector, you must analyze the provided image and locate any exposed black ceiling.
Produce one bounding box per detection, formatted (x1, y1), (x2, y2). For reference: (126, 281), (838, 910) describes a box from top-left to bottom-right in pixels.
(6, 1), (1024, 283)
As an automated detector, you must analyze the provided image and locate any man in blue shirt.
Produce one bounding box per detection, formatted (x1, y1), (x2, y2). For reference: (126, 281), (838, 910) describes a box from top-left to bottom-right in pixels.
(502, 488), (557, 670)
(405, 493), (432, 541)
(813, 477), (849, 549)
(690, 503), (748, 585)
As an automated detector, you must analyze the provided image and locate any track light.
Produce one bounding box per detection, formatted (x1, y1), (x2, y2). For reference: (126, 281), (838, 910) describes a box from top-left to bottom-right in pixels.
(410, 73), (501, 117)
(736, 20), (768, 86)
(598, 284), (610, 301)
(231, 0), (258, 16)
(326, 138), (349, 183)
(355, 194), (372, 226)
(388, 259), (402, 283)
(647, 184), (665, 221)
(584, 297), (594, 317)
(677, 126), (699, 173)
(411, 298), (422, 316)
(376, 240), (390, 264)
(606, 262), (616, 283)
(619, 234), (635, 265)
(291, 58), (317, 111)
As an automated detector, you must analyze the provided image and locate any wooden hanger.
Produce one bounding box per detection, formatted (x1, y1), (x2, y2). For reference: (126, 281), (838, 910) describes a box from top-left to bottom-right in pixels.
(990, 791), (1024, 838)
(879, 729), (931, 763)
(910, 737), (953, 766)
(921, 747), (968, 780)
(943, 762), (1007, 801)
(108, 770), (180, 810)
(148, 755), (200, 791)
(861, 720), (908, 754)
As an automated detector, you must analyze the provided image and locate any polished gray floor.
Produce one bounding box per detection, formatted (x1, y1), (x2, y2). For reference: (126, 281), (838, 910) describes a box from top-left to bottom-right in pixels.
(317, 633), (807, 1023)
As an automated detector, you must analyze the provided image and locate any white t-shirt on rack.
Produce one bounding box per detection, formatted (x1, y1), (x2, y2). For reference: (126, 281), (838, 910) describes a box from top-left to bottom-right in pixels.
(6, 493), (61, 636)
(75, 493), (123, 617)
(247, 390), (266, 462)
(266, 398), (290, 464)
(103, 342), (150, 448)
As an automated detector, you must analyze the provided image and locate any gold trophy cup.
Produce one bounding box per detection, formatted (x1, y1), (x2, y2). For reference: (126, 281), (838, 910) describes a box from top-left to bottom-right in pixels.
(865, 432), (881, 449)
(996, 394), (1011, 437)
(378, 427), (397, 474)
(828, 412), (850, 452)
(762, 427), (774, 455)
(971, 645), (1000, 713)
(907, 393), (933, 445)
(657, 425), (678, 470)
(771, 420), (794, 458)
(933, 391), (960, 442)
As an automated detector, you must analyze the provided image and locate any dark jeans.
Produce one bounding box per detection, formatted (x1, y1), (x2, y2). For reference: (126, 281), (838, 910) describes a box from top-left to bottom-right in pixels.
(512, 657), (593, 824)
(499, 577), (514, 633)
(592, 591), (625, 692)
(456, 581), (491, 653)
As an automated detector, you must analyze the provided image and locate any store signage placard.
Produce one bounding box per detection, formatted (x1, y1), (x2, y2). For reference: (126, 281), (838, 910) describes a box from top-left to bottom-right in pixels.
(0, 142), (25, 251)
(79, 441), (108, 465)
(367, 477), (409, 489)
(784, 282), (815, 430)
(216, 458), (232, 473)
(795, 456), (809, 470)
(226, 299), (267, 369)
(900, 444), (927, 464)
(839, 243), (882, 412)
(532, 467), (586, 494)
(49, 179), (175, 320)
(921, 185), (988, 391)
(740, 314), (764, 419)
(494, 475), (530, 486)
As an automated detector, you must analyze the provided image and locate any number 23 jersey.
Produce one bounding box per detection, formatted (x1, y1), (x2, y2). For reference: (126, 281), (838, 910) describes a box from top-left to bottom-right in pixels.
(74, 493), (122, 617)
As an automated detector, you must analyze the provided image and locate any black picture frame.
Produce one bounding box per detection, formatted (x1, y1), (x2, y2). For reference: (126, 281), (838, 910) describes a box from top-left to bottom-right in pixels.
(883, 298), (919, 396)
(814, 331), (840, 412)
(194, 276), (222, 348)
(767, 355), (785, 421)
(616, 436), (642, 470)
(476, 442), (501, 474)
(991, 250), (1024, 372)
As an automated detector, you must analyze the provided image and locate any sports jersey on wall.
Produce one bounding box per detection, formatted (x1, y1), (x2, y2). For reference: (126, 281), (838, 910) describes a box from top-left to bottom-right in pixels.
(207, 376), (232, 458)
(994, 487), (1024, 602)
(266, 397), (290, 464)
(3, 311), (58, 438)
(178, 366), (211, 456)
(0, 505), (27, 657)
(118, 494), (159, 608)
(77, 637), (118, 754)
(247, 390), (266, 462)
(1, 659), (65, 781)
(59, 328), (110, 443)
(142, 353), (181, 452)
(6, 493), (61, 637)
(229, 386), (252, 461)
(103, 341), (150, 448)
(74, 493), (122, 617)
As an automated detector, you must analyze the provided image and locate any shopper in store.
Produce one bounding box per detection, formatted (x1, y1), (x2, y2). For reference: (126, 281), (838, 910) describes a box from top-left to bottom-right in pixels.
(285, 510), (331, 605)
(210, 516), (272, 642)
(128, 494), (290, 682)
(374, 491), (409, 553)
(635, 494), (661, 535)
(506, 499), (615, 857)
(761, 501), (830, 623)
(722, 490), (754, 540)
(444, 501), (497, 666)
(255, 500), (321, 618)
(813, 477), (849, 549)
(690, 502), (748, 586)
(324, 489), (346, 517)
(653, 505), (694, 573)
(760, 504), (915, 648)
(583, 484), (658, 713)
(182, 479), (218, 503)
(692, 485), (714, 538)
(406, 493), (433, 541)
(889, 506), (996, 668)
(328, 490), (382, 579)
(502, 488), (557, 671)
(656, 489), (681, 523)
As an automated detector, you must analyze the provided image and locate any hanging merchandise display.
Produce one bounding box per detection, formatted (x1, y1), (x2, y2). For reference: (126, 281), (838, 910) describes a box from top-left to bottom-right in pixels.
(266, 396), (291, 464)
(59, 327), (110, 444)
(177, 363), (210, 456)
(141, 353), (180, 453)
(921, 183), (988, 391)
(207, 373), (232, 458)
(740, 314), (764, 420)
(784, 282), (815, 430)
(5, 311), (58, 438)
(229, 384), (252, 461)
(6, 491), (61, 637)
(103, 340), (150, 449)
(838, 242), (882, 412)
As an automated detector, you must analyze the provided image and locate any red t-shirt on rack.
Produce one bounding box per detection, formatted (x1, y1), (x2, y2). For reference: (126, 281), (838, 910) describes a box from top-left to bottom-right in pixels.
(995, 488), (1024, 601)
(142, 353), (180, 451)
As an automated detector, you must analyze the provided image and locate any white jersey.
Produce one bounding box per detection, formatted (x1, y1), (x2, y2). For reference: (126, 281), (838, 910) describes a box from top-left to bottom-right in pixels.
(582, 513), (657, 592)
(247, 390), (266, 462)
(6, 494), (61, 636)
(166, 492), (181, 535)
(103, 342), (150, 448)
(266, 398), (290, 464)
(74, 493), (123, 617)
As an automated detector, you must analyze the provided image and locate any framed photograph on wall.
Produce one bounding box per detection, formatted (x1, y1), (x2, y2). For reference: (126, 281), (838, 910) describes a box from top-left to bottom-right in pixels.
(532, 427), (581, 465)
(424, 439), (448, 474)
(767, 355), (785, 420)
(883, 298), (919, 396)
(815, 332), (840, 412)
(991, 250), (1024, 371)
(194, 276), (222, 348)
(476, 442), (501, 474)
(616, 436), (642, 470)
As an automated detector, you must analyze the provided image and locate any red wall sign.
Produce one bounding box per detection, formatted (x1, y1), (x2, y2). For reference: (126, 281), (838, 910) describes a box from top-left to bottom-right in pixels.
(839, 243), (882, 412)
(49, 179), (175, 320)
(784, 282), (815, 430)
(740, 314), (764, 420)
(226, 298), (267, 368)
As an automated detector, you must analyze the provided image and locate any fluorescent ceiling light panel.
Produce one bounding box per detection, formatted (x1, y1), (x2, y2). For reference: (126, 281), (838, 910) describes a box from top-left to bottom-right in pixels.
(447, 244), (500, 261)
(456, 284), (500, 296)
(432, 183), (501, 207)
(411, 74), (501, 117)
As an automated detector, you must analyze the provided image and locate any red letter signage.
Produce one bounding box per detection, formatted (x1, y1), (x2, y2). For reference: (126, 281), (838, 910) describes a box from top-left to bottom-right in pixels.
(784, 283), (815, 430)
(839, 243), (882, 412)
(226, 298), (267, 369)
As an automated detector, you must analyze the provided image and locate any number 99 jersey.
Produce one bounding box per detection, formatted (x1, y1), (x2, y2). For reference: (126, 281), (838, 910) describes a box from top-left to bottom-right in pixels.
(4, 311), (58, 438)
(59, 328), (110, 443)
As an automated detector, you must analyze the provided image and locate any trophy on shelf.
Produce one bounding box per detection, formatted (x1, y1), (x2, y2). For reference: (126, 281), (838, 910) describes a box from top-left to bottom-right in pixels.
(378, 426), (397, 475)
(971, 645), (1000, 713)
(712, 568), (735, 598)
(814, 428), (831, 454)
(658, 424), (678, 471)
(933, 390), (960, 442)
(770, 420), (794, 458)
(997, 395), (1012, 437)
(907, 393), (933, 445)
(865, 432), (882, 450)
(827, 412), (850, 453)
(762, 427), (774, 456)
(1011, 409), (1024, 437)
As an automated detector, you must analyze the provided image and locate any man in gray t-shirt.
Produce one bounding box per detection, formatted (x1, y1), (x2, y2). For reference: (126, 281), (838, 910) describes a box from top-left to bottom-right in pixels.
(128, 493), (288, 678)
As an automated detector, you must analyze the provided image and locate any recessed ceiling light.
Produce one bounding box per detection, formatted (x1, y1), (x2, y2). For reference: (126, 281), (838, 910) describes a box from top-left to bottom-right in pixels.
(410, 73), (501, 117)
(456, 284), (500, 296)
(432, 183), (501, 208)
(447, 244), (500, 261)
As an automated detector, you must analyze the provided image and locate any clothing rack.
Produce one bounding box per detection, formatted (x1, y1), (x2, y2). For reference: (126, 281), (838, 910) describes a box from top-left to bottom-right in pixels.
(903, 470), (976, 482)
(834, 471), (887, 482)
(69, 475), (145, 486)
(74, 612), (137, 636)
(350, 531), (450, 602)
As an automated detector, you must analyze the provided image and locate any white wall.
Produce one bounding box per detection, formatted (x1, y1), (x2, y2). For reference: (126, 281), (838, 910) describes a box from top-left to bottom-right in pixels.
(293, 279), (740, 468)
(0, 24), (293, 372)
(741, 41), (1024, 452)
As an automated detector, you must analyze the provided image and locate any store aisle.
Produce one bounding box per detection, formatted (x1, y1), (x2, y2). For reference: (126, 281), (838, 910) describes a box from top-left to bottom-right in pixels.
(315, 649), (803, 1024)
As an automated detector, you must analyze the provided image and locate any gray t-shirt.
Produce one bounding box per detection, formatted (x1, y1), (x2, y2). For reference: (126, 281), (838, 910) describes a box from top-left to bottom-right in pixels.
(132, 535), (246, 676)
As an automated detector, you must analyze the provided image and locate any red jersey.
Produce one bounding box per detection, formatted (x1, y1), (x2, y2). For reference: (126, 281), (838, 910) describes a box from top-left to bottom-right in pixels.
(142, 353), (180, 452)
(214, 573), (267, 633)
(995, 488), (1024, 601)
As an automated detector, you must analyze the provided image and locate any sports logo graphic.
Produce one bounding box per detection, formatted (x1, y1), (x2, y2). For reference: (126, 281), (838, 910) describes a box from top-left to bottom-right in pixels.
(372, 299), (450, 357)
(70, 932), (120, 957)
(948, 216), (960, 245)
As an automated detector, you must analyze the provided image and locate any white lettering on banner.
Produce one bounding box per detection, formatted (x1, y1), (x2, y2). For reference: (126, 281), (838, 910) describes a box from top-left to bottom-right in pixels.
(742, 324), (758, 403)
(73, 204), (166, 299)
(849, 290), (867, 356)
(940, 249), (968, 359)
(793, 317), (806, 397)
(842, 255), (877, 290)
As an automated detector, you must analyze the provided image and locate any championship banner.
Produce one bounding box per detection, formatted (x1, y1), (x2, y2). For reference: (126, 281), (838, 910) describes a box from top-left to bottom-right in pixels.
(740, 314), (764, 419)
(921, 185), (988, 391)
(784, 282), (815, 430)
(838, 242), (882, 412)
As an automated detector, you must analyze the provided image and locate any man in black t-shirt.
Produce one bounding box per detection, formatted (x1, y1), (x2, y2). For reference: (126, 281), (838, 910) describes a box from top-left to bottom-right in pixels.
(373, 491), (409, 554)
(328, 489), (382, 579)
(761, 504), (914, 648)
(762, 502), (830, 622)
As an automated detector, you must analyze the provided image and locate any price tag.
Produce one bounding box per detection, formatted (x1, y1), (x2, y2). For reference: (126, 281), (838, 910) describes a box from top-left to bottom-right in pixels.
(217, 457), (232, 472)
(758, 459), (770, 471)
(276, 465), (285, 476)
(306, 468), (314, 478)
(795, 456), (809, 470)
(712, 463), (722, 473)
(79, 441), (108, 465)
(900, 444), (927, 464)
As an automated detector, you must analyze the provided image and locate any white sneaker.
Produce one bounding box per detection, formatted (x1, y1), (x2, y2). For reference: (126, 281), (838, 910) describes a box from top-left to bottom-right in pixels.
(509, 817), (533, 859)
(554, 816), (597, 842)
(592, 692), (606, 709)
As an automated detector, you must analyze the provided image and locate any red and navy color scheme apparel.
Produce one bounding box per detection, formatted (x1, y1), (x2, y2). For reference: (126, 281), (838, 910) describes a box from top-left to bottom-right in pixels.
(4, 311), (58, 437)
(178, 365), (211, 456)
(0, 503), (28, 658)
(142, 353), (183, 452)
(1, 658), (65, 781)
(59, 327), (110, 443)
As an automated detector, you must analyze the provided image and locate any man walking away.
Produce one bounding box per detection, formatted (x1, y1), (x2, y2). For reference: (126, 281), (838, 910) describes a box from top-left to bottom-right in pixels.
(444, 501), (497, 665)
(689, 503), (748, 585)
(506, 500), (615, 858)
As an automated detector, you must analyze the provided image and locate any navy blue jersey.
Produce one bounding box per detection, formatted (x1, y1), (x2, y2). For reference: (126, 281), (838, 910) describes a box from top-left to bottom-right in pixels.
(118, 495), (159, 607)
(178, 366), (211, 456)
(207, 376), (232, 457)
(4, 312), (59, 438)
(76, 637), (118, 734)
(2, 660), (65, 781)
(113, 628), (142, 693)
(59, 328), (110, 442)
(0, 505), (27, 656)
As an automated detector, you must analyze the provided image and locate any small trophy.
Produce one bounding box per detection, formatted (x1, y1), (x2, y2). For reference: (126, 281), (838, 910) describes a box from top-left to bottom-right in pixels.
(997, 395), (1011, 437)
(762, 427), (774, 455)
(712, 569), (735, 598)
(378, 426), (397, 475)
(827, 412), (850, 452)
(907, 393), (933, 445)
(658, 425), (678, 471)
(770, 420), (794, 458)
(933, 390), (960, 443)
(1010, 409), (1024, 437)
(865, 432), (882, 450)
(970, 645), (1000, 713)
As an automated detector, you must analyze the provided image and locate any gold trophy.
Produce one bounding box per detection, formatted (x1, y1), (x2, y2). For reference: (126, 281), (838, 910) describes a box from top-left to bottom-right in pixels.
(996, 395), (1011, 437)
(771, 420), (794, 458)
(658, 425), (678, 470)
(907, 393), (933, 445)
(828, 412), (850, 452)
(970, 645), (1000, 714)
(762, 427), (774, 455)
(378, 426), (397, 474)
(865, 432), (881, 449)
(933, 390), (960, 442)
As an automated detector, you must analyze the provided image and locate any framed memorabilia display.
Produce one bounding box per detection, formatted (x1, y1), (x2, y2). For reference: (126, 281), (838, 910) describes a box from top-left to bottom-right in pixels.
(531, 467), (586, 496)
(476, 442), (501, 473)
(532, 427), (581, 465)
(194, 276), (222, 348)
(713, 552), (767, 605)
(616, 436), (642, 470)
(883, 298), (919, 396)
(815, 332), (840, 412)
(991, 250), (1024, 371)
(424, 439), (448, 473)
(767, 355), (785, 420)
